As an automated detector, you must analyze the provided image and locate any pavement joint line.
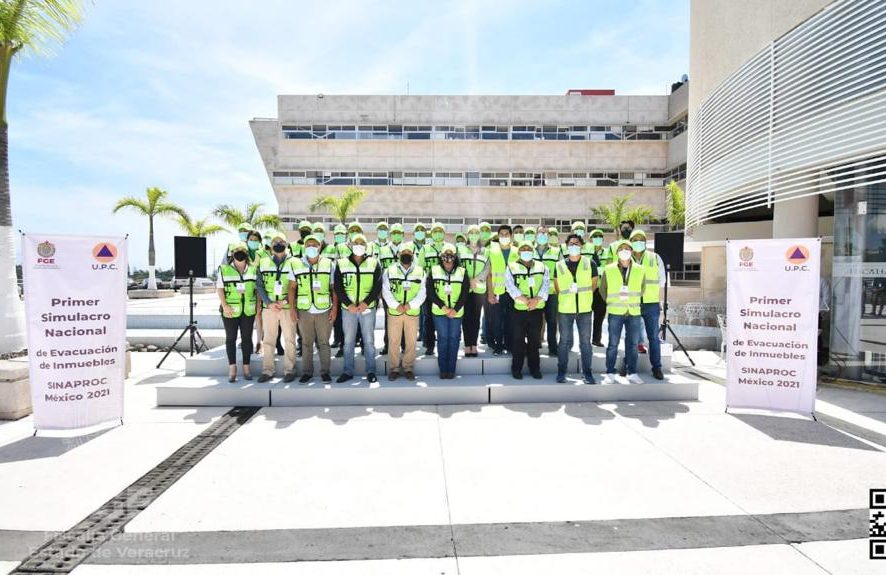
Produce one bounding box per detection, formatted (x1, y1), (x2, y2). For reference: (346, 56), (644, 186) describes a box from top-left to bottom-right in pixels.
(434, 408), (461, 575)
(6, 406), (260, 575)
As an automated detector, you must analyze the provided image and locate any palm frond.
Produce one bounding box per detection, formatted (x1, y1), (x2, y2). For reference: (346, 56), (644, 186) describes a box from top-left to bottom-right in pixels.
(245, 202), (263, 223)
(0, 0), (87, 57)
(112, 197), (149, 215)
(253, 214), (281, 230)
(309, 195), (339, 214)
(213, 204), (245, 227)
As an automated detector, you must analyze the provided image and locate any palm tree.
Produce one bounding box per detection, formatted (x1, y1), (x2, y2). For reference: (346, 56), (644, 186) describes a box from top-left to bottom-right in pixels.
(0, 1), (87, 353)
(113, 187), (185, 290)
(665, 180), (686, 230)
(309, 186), (366, 223)
(175, 211), (226, 238)
(591, 194), (654, 230)
(213, 202), (280, 231)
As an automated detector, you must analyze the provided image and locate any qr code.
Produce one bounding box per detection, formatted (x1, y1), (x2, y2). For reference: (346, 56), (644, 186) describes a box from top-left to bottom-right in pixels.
(871, 489), (886, 559)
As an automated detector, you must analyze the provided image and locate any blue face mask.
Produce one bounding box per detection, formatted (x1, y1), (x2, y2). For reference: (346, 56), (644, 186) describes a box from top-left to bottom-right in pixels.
(377, 229), (388, 240)
(568, 245), (581, 257)
(239, 232), (249, 241)
(334, 234), (346, 244)
(415, 230), (426, 241)
(536, 233), (548, 245)
(305, 246), (320, 259)
(519, 251), (533, 262)
(592, 237), (603, 246)
(632, 241), (646, 252)
(575, 229), (585, 238)
(247, 240), (261, 250)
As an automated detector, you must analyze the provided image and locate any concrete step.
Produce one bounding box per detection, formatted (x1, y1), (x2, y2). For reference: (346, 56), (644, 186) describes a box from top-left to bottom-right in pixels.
(155, 376), (273, 407)
(126, 329), (226, 351)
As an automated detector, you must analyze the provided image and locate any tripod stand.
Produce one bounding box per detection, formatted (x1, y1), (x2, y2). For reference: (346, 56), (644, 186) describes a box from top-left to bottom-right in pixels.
(157, 270), (208, 368)
(659, 264), (694, 366)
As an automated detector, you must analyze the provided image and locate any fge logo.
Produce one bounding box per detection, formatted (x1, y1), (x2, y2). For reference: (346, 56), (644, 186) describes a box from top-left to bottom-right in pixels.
(36, 241), (56, 265)
(785, 245), (810, 272)
(92, 243), (119, 271)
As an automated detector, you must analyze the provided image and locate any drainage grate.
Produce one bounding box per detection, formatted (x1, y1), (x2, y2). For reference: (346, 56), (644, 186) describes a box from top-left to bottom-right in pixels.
(10, 406), (259, 574)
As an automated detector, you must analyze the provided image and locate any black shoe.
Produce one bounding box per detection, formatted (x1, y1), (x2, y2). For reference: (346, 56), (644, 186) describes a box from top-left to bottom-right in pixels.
(335, 348), (344, 358)
(583, 375), (596, 385)
(321, 373), (332, 383)
(511, 370), (523, 380)
(531, 371), (543, 380)
(336, 373), (353, 383)
(243, 371), (253, 381)
(228, 374), (236, 383)
(389, 371), (400, 381)
(548, 348), (557, 357)
(283, 372), (296, 383)
(367, 372), (378, 383)
(361, 347), (366, 356)
(299, 374), (312, 384)
(257, 374), (272, 383)
(556, 375), (567, 383)
(424, 348), (434, 356)
(652, 367), (664, 380)
(480, 337), (487, 345)
(592, 340), (604, 347)
(380, 347), (388, 355)
(405, 371), (416, 380)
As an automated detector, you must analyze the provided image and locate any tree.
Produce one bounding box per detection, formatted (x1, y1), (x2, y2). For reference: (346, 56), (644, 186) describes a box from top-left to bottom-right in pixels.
(591, 194), (655, 230)
(0, 1), (87, 353)
(213, 202), (280, 231)
(175, 211), (226, 238)
(113, 187), (185, 290)
(665, 180), (685, 230)
(309, 186), (366, 223)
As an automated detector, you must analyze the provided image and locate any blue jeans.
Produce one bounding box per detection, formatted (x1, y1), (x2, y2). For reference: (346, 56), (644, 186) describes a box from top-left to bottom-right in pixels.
(641, 302), (662, 370)
(489, 292), (514, 352)
(433, 315), (462, 374)
(558, 312), (593, 378)
(343, 308), (378, 375)
(606, 314), (641, 374)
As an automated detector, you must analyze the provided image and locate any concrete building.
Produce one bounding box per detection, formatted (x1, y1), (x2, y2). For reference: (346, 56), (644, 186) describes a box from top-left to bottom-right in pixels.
(250, 89), (689, 232)
(686, 0), (886, 380)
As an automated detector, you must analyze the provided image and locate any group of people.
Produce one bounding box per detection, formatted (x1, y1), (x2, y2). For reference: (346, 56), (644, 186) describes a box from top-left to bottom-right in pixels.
(216, 218), (666, 385)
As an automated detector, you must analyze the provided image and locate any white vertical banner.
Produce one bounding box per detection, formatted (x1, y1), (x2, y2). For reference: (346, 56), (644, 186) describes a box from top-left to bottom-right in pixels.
(21, 234), (127, 431)
(726, 238), (820, 415)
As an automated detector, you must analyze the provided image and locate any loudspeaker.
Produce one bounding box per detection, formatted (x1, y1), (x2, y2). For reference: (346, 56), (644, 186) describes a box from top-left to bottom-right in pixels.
(653, 232), (684, 270)
(174, 236), (207, 278)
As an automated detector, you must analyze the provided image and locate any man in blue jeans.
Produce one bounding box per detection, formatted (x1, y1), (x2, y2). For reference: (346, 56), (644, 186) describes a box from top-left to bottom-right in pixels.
(630, 229), (666, 380)
(553, 234), (598, 383)
(333, 234), (381, 383)
(598, 239), (644, 384)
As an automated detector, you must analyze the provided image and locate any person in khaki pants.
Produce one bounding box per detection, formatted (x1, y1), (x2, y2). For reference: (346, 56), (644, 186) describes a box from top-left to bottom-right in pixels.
(256, 233), (298, 383)
(381, 243), (426, 380)
(289, 235), (337, 384)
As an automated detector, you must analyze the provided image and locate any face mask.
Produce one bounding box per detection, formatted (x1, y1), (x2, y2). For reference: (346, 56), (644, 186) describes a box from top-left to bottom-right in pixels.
(519, 250), (533, 262)
(618, 249), (632, 261)
(480, 231), (491, 241)
(349, 232), (359, 241)
(536, 233), (548, 245)
(239, 232), (249, 241)
(575, 229), (585, 238)
(632, 241), (646, 252)
(272, 243), (286, 253)
(550, 235), (559, 245)
(391, 233), (403, 243)
(592, 237), (603, 247)
(514, 233), (524, 243)
(248, 240), (261, 250)
(568, 245), (581, 257)
(400, 254), (413, 266)
(456, 241), (466, 249)
(305, 246), (319, 259)
(233, 252), (247, 262)
(334, 234), (346, 244)
(377, 229), (388, 240)
(499, 237), (511, 247)
(525, 234), (535, 243)
(352, 244), (366, 257)
(468, 233), (480, 244)
(415, 230), (426, 241)
(620, 227), (632, 239)
(432, 231), (444, 242)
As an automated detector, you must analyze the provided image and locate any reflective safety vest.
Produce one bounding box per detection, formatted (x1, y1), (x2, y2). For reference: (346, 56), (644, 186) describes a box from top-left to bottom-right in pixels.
(334, 242), (351, 260)
(592, 246), (612, 272)
(488, 244), (520, 295)
(555, 257), (596, 314)
(430, 265), (466, 318)
(250, 248), (269, 265)
(289, 242), (304, 258)
(637, 251), (661, 304)
(292, 256), (334, 311)
(386, 264), (425, 316)
(337, 256), (379, 309)
(376, 242), (399, 270)
(258, 255), (296, 309)
(420, 242), (445, 271)
(459, 245), (488, 295)
(320, 243), (336, 258)
(507, 260), (547, 311)
(603, 262), (643, 316)
(218, 263), (258, 318)
(534, 247), (561, 295)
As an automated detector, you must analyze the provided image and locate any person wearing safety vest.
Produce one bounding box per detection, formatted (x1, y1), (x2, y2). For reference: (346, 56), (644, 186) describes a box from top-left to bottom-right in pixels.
(506, 241), (550, 379)
(630, 229), (666, 380)
(332, 223), (350, 259)
(370, 221), (393, 355)
(478, 221), (494, 247)
(417, 221), (447, 357)
(598, 239), (644, 385)
(588, 228), (611, 347)
(553, 233), (599, 384)
(216, 242), (258, 383)
(534, 224), (562, 357)
(459, 225), (490, 358)
(244, 229), (279, 357)
(255, 233), (298, 383)
(312, 223), (336, 258)
(607, 219), (636, 261)
(427, 244), (470, 379)
(523, 226), (537, 248)
(333, 233), (381, 384)
(289, 220), (313, 258)
(486, 224), (520, 355)
(289, 234), (337, 384)
(570, 220), (596, 257)
(382, 243), (426, 380)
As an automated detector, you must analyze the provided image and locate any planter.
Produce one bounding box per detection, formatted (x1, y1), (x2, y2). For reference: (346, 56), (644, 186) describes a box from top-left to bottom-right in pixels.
(0, 359), (31, 420)
(128, 289), (176, 299)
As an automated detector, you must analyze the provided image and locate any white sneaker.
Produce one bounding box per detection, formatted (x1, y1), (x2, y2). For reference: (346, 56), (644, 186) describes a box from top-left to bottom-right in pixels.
(601, 373), (617, 385)
(627, 373), (644, 385)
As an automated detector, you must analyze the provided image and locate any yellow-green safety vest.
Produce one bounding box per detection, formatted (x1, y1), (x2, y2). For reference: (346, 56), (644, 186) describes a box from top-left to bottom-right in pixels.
(603, 262), (643, 316)
(459, 245), (488, 295)
(258, 255), (296, 309)
(508, 260), (547, 311)
(488, 244), (520, 295)
(430, 264), (466, 318)
(636, 250), (661, 304)
(292, 256), (334, 311)
(386, 264), (425, 316)
(555, 256), (596, 314)
(375, 242), (398, 269)
(534, 246), (562, 295)
(337, 256), (379, 309)
(219, 263), (258, 318)
(420, 242), (446, 271)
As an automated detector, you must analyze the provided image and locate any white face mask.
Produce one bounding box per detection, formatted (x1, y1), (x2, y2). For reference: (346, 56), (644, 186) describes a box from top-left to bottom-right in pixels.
(499, 237), (512, 247)
(618, 249), (632, 262)
(352, 244), (367, 257)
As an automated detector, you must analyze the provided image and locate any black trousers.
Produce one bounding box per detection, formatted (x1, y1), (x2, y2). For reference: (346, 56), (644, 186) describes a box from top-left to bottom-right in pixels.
(222, 314), (255, 365)
(423, 298), (436, 351)
(488, 292), (514, 352)
(463, 293), (485, 347)
(592, 290), (607, 343)
(511, 309), (543, 374)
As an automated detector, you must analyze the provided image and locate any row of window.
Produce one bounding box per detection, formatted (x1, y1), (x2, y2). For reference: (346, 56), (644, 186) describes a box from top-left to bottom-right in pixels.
(279, 215), (673, 231)
(281, 123), (685, 142)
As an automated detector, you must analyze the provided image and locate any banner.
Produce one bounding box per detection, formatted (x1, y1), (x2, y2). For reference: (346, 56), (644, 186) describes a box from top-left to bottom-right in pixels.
(726, 238), (820, 415)
(22, 234), (127, 430)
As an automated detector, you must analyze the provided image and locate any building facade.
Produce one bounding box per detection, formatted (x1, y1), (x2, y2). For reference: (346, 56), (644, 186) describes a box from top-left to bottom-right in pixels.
(250, 90), (688, 232)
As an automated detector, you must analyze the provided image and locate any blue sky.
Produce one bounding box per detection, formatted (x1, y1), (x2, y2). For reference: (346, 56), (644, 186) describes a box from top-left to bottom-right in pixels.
(10, 0), (688, 270)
